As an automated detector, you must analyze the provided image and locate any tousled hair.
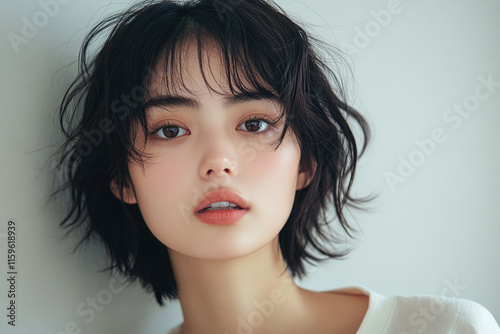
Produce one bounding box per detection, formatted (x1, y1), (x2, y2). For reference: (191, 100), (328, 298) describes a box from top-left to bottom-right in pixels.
(52, 0), (374, 305)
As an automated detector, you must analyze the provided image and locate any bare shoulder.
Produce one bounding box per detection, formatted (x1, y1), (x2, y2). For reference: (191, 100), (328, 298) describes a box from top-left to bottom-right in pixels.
(326, 289), (369, 332)
(299, 287), (369, 334)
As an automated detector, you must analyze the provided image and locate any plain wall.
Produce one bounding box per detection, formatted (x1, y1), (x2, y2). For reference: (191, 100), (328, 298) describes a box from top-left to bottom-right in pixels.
(0, 0), (499, 333)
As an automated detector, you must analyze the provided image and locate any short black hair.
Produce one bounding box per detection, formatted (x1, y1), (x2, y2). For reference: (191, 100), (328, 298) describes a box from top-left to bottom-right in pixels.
(52, 0), (374, 305)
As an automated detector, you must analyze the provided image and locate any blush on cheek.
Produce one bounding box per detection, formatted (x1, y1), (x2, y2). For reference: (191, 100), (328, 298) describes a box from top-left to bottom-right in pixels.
(127, 161), (183, 213)
(248, 145), (301, 208)
(253, 138), (300, 176)
(141, 162), (188, 204)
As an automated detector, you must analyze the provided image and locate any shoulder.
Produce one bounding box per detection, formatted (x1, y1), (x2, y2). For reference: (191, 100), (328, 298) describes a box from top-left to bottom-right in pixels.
(327, 287), (500, 334)
(381, 293), (500, 333)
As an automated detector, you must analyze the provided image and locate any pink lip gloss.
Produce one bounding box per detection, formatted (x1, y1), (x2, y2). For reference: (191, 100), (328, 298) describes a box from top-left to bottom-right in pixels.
(194, 208), (248, 225)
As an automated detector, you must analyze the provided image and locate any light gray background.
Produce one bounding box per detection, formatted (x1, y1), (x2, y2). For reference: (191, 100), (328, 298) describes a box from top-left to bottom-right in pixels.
(1, 0), (499, 333)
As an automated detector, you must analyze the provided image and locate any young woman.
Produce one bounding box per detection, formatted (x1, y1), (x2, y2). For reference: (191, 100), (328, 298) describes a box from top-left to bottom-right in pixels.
(53, 0), (500, 333)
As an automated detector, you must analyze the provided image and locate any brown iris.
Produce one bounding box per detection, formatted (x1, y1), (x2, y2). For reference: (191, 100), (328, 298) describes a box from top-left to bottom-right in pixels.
(245, 120), (263, 132)
(161, 126), (179, 138)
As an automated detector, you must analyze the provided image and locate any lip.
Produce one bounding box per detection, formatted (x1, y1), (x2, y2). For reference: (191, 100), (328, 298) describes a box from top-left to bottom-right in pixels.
(194, 188), (249, 213)
(194, 209), (248, 225)
(193, 188), (249, 225)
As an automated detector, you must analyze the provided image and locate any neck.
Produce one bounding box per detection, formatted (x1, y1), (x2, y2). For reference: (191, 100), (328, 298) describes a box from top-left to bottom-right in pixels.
(167, 236), (310, 334)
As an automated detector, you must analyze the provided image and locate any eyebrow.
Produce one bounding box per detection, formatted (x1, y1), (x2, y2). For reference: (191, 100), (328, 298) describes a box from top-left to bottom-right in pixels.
(142, 91), (279, 112)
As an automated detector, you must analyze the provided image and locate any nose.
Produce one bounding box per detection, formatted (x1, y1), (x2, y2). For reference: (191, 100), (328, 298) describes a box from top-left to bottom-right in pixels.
(198, 139), (239, 180)
(203, 158), (238, 178)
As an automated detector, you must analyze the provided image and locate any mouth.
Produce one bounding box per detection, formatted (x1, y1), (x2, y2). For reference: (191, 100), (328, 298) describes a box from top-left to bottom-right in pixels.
(193, 188), (249, 214)
(196, 201), (243, 213)
(194, 194), (249, 226)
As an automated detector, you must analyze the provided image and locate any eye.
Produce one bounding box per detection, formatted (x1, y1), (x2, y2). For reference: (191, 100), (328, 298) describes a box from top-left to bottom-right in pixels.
(238, 116), (273, 133)
(154, 124), (189, 139)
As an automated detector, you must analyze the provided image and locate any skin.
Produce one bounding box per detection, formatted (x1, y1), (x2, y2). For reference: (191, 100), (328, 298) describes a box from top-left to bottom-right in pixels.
(113, 40), (368, 334)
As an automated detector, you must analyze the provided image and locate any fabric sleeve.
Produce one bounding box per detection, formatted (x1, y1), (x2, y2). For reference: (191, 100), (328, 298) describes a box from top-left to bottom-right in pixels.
(387, 295), (500, 334)
(451, 298), (500, 333)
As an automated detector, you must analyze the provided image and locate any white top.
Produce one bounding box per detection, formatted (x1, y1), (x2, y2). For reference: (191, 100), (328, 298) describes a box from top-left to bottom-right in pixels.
(167, 286), (500, 334)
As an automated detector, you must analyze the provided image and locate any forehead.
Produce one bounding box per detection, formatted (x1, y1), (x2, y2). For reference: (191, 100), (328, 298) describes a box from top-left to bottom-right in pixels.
(141, 39), (284, 124)
(145, 37), (271, 100)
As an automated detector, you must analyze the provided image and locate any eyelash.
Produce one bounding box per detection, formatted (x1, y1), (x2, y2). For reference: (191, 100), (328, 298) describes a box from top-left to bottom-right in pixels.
(149, 116), (279, 141)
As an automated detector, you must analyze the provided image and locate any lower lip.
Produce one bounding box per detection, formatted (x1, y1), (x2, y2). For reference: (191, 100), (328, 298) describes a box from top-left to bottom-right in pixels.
(194, 209), (248, 225)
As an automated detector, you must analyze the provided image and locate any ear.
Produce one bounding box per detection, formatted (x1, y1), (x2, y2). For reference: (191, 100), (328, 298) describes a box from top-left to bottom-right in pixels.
(110, 178), (137, 204)
(296, 156), (317, 190)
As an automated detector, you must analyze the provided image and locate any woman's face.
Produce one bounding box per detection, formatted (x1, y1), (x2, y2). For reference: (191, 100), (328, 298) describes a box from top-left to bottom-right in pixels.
(118, 42), (311, 260)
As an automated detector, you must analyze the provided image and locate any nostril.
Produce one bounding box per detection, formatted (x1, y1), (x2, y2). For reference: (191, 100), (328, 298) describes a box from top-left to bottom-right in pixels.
(206, 168), (231, 176)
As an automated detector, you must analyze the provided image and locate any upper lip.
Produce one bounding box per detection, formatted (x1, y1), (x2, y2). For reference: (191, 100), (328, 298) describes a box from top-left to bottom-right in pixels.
(194, 188), (249, 213)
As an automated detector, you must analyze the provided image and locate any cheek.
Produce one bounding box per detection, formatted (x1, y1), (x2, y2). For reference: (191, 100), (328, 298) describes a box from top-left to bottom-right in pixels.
(251, 134), (300, 185)
(127, 157), (192, 235)
(246, 136), (301, 213)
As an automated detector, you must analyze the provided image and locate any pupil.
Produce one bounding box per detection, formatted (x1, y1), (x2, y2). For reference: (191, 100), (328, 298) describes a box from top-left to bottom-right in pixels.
(162, 126), (179, 138)
(246, 120), (260, 132)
